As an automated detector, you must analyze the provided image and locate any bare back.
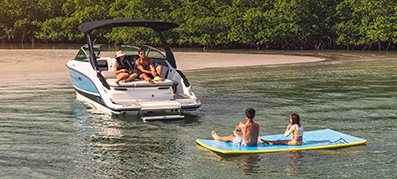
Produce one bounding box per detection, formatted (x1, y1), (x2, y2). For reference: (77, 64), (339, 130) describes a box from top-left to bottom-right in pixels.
(239, 121), (260, 146)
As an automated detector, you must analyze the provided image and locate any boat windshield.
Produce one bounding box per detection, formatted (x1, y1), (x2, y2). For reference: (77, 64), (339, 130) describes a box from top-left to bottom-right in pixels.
(74, 44), (102, 62)
(120, 45), (166, 60)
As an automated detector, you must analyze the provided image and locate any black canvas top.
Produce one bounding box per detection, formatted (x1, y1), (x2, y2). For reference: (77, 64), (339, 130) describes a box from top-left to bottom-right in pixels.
(78, 19), (179, 33)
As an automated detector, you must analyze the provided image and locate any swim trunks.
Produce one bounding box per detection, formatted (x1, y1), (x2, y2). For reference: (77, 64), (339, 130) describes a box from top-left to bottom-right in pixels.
(136, 73), (155, 79)
(136, 63), (160, 79)
(233, 137), (247, 146)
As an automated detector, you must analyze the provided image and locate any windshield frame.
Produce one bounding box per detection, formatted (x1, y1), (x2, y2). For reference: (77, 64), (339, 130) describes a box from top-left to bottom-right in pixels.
(120, 45), (166, 60)
(74, 44), (102, 62)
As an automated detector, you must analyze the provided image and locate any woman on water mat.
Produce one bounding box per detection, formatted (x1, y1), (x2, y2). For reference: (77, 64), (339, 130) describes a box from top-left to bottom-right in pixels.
(259, 113), (304, 145)
(212, 108), (260, 147)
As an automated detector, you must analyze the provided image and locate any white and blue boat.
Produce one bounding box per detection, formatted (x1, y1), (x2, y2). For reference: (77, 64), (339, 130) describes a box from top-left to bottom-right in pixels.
(66, 19), (201, 121)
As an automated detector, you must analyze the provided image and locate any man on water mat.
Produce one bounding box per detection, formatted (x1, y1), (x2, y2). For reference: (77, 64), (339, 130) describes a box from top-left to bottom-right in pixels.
(211, 108), (260, 147)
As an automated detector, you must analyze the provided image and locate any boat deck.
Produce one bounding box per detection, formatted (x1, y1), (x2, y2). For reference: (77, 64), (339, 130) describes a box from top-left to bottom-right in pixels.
(112, 94), (197, 105)
(101, 70), (174, 88)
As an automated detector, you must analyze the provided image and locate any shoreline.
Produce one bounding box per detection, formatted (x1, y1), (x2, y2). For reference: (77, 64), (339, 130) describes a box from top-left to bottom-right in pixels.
(0, 49), (324, 80)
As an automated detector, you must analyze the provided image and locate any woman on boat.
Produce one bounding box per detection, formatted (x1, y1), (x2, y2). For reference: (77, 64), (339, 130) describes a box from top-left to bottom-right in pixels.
(113, 51), (137, 84)
(259, 113), (303, 145)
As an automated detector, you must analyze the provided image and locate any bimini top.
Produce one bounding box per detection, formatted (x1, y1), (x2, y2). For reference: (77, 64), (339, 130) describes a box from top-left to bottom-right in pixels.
(78, 19), (179, 33)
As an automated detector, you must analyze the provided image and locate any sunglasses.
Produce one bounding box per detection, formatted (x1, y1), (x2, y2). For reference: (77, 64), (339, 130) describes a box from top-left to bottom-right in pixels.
(139, 53), (145, 55)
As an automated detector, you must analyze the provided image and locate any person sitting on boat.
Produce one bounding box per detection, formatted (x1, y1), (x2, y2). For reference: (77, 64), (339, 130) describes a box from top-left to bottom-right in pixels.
(211, 108), (260, 147)
(114, 50), (137, 84)
(258, 113), (303, 145)
(135, 49), (164, 84)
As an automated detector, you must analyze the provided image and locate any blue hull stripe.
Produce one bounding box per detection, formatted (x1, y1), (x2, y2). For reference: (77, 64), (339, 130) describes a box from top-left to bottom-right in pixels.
(68, 67), (105, 107)
(68, 68), (99, 94)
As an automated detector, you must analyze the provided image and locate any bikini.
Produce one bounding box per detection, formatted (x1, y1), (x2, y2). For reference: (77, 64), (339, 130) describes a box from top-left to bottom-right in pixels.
(284, 124), (304, 145)
(116, 60), (131, 73)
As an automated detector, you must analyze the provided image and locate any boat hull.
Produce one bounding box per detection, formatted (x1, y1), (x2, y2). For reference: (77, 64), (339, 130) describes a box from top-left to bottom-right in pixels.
(67, 63), (201, 115)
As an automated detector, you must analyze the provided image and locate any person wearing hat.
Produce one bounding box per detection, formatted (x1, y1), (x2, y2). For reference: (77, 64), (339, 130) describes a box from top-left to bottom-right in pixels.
(113, 50), (137, 84)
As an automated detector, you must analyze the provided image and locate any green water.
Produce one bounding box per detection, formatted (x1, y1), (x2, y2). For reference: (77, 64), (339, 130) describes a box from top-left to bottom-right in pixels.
(0, 50), (396, 178)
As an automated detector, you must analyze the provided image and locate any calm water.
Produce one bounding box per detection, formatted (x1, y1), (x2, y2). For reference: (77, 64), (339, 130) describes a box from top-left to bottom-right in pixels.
(0, 50), (396, 178)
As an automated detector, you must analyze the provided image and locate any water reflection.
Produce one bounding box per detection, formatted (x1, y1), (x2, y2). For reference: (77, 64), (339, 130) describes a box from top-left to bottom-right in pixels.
(196, 146), (303, 176)
(284, 151), (302, 176)
(236, 155), (261, 173)
(69, 98), (202, 178)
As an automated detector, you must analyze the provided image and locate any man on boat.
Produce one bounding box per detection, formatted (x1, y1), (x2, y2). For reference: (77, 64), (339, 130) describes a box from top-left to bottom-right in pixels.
(212, 108), (260, 146)
(136, 49), (163, 84)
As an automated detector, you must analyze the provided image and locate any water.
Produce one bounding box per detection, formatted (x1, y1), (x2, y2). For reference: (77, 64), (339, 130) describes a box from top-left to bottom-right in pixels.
(0, 50), (396, 178)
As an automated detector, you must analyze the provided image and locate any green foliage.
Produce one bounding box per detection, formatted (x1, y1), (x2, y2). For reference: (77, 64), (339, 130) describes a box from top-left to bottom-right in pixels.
(0, 0), (396, 50)
(0, 0), (67, 42)
(334, 0), (397, 50)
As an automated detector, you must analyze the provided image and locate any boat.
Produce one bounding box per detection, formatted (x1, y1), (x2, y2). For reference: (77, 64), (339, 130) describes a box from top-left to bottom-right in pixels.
(66, 19), (201, 121)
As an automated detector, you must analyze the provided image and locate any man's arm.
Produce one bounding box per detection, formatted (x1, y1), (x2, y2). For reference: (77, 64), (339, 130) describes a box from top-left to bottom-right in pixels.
(235, 124), (243, 131)
(148, 58), (158, 76)
(149, 63), (157, 76)
(234, 124), (244, 138)
(136, 60), (151, 74)
(235, 123), (246, 134)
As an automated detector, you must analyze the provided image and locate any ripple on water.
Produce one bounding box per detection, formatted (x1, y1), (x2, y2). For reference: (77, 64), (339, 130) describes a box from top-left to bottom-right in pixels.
(1, 51), (397, 178)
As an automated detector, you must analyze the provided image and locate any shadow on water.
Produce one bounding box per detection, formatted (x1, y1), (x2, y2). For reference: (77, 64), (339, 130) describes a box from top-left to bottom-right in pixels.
(196, 144), (305, 176)
(197, 142), (370, 177)
(109, 110), (201, 126)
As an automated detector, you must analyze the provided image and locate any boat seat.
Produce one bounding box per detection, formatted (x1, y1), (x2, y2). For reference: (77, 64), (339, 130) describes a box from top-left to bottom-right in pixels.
(101, 70), (117, 79)
(108, 59), (169, 78)
(97, 60), (108, 71)
(106, 79), (174, 88)
(101, 71), (173, 88)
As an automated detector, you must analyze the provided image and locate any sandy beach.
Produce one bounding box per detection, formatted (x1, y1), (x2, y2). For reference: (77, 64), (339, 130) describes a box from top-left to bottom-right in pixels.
(0, 49), (323, 79)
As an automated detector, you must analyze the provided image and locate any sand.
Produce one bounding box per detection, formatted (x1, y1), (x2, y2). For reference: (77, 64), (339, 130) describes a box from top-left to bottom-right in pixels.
(0, 49), (323, 80)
